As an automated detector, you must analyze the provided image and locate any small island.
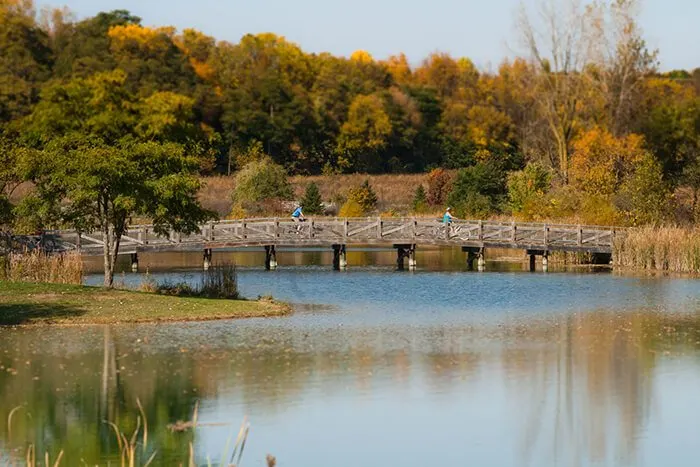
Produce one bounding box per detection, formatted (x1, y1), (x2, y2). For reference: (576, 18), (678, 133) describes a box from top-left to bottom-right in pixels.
(0, 281), (290, 326)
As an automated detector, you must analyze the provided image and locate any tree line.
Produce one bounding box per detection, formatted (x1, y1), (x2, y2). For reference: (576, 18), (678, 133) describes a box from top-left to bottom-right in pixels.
(1, 0), (700, 284)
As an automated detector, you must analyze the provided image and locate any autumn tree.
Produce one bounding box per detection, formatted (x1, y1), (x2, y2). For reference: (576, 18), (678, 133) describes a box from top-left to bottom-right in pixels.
(336, 94), (392, 172)
(592, 0), (658, 135)
(213, 33), (316, 170)
(0, 0), (52, 124)
(569, 127), (647, 196)
(518, 0), (598, 183)
(49, 9), (140, 78)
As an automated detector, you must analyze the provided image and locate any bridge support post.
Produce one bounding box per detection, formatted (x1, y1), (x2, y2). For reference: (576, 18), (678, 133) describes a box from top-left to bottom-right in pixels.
(394, 244), (416, 271)
(408, 247), (417, 270)
(265, 245), (277, 270)
(462, 246), (484, 271)
(332, 244), (347, 270)
(477, 250), (486, 272)
(130, 253), (138, 272)
(527, 250), (547, 272)
(203, 248), (212, 271)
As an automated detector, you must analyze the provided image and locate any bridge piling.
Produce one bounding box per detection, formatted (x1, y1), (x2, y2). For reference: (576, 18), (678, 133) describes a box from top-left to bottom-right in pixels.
(527, 250), (548, 272)
(332, 244), (347, 270)
(394, 244), (416, 271)
(203, 248), (212, 271)
(463, 246), (485, 271)
(542, 252), (549, 272)
(265, 245), (277, 270)
(130, 253), (138, 272)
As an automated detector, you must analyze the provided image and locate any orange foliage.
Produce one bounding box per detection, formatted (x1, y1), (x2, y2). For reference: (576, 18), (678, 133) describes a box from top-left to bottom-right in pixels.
(384, 53), (412, 85)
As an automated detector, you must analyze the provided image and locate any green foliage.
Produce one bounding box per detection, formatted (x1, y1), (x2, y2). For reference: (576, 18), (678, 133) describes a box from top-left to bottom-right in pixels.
(25, 136), (213, 286)
(0, 0), (53, 124)
(231, 157), (293, 205)
(507, 163), (552, 213)
(616, 153), (671, 225)
(301, 182), (323, 214)
(447, 161), (507, 217)
(347, 179), (378, 213)
(412, 184), (428, 212)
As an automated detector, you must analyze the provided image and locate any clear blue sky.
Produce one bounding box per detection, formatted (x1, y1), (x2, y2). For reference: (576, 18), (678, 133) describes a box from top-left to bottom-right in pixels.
(38, 0), (700, 71)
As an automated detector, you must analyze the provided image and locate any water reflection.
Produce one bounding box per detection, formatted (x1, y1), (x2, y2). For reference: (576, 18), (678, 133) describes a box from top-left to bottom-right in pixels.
(1, 305), (700, 466)
(82, 247), (538, 274)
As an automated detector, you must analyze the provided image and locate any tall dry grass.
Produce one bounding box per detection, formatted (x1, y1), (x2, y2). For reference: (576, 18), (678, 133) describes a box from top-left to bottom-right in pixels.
(1, 250), (83, 284)
(140, 263), (239, 299)
(614, 227), (700, 273)
(199, 174), (429, 216)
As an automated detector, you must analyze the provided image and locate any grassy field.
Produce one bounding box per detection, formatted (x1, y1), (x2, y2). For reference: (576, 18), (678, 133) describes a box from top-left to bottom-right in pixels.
(199, 173), (430, 216)
(0, 281), (290, 326)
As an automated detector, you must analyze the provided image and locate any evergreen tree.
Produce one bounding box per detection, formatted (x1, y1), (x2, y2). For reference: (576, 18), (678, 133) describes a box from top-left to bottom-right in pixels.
(412, 184), (427, 212)
(301, 182), (323, 214)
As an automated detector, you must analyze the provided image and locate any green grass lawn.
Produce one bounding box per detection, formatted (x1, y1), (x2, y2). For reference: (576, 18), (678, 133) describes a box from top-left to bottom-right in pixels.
(0, 281), (290, 325)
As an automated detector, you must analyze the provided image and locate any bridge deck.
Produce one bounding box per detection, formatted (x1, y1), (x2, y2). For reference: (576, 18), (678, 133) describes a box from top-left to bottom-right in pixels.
(45, 218), (619, 256)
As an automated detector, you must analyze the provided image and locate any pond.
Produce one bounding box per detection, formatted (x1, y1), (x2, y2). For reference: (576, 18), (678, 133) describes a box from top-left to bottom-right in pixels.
(1, 248), (700, 466)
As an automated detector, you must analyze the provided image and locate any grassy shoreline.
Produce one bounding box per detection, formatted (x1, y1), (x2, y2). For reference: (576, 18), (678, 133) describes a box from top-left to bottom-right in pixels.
(0, 281), (290, 326)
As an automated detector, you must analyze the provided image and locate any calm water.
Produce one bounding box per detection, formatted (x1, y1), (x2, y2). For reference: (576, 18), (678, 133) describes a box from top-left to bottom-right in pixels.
(2, 249), (700, 466)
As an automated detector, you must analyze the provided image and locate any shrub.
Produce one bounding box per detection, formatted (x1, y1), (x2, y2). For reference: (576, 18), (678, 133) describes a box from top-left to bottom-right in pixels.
(301, 182), (324, 214)
(347, 179), (378, 213)
(151, 263), (239, 299)
(507, 163), (552, 213)
(339, 199), (366, 217)
(426, 168), (453, 206)
(412, 185), (428, 212)
(447, 161), (506, 217)
(616, 153), (671, 226)
(231, 157), (293, 205)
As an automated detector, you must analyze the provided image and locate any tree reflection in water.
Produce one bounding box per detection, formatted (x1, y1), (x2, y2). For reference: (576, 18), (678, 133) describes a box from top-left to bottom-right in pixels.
(0, 309), (698, 465)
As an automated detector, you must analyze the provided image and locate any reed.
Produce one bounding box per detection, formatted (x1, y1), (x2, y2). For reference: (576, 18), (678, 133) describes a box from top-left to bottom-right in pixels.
(143, 263), (239, 299)
(614, 226), (700, 273)
(6, 400), (255, 467)
(1, 250), (82, 284)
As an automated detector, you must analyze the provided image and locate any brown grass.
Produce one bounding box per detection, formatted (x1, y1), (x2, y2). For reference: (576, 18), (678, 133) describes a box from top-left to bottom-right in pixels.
(614, 226), (700, 273)
(1, 250), (83, 284)
(199, 174), (429, 216)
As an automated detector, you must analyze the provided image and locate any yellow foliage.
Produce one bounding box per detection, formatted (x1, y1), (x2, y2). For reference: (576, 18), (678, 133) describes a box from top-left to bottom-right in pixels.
(570, 127), (646, 196)
(108, 24), (174, 52)
(350, 50), (374, 64)
(337, 94), (392, 155)
(384, 53), (412, 85)
(339, 199), (365, 217)
(227, 203), (247, 219)
(466, 105), (513, 150)
(415, 52), (460, 98)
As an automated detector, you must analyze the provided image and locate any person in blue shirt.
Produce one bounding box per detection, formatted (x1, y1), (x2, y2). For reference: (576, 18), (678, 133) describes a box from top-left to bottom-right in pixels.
(292, 204), (305, 231)
(443, 207), (456, 239)
(443, 207), (455, 225)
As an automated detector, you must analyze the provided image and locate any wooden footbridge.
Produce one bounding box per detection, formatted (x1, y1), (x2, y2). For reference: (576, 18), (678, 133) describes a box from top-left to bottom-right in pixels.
(40, 218), (618, 271)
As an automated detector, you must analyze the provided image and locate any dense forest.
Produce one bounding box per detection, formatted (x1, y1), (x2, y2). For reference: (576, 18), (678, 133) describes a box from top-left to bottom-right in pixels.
(1, 0), (700, 232)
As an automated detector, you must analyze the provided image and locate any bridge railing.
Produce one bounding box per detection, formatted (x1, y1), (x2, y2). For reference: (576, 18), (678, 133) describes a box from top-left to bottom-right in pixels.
(47, 218), (621, 254)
